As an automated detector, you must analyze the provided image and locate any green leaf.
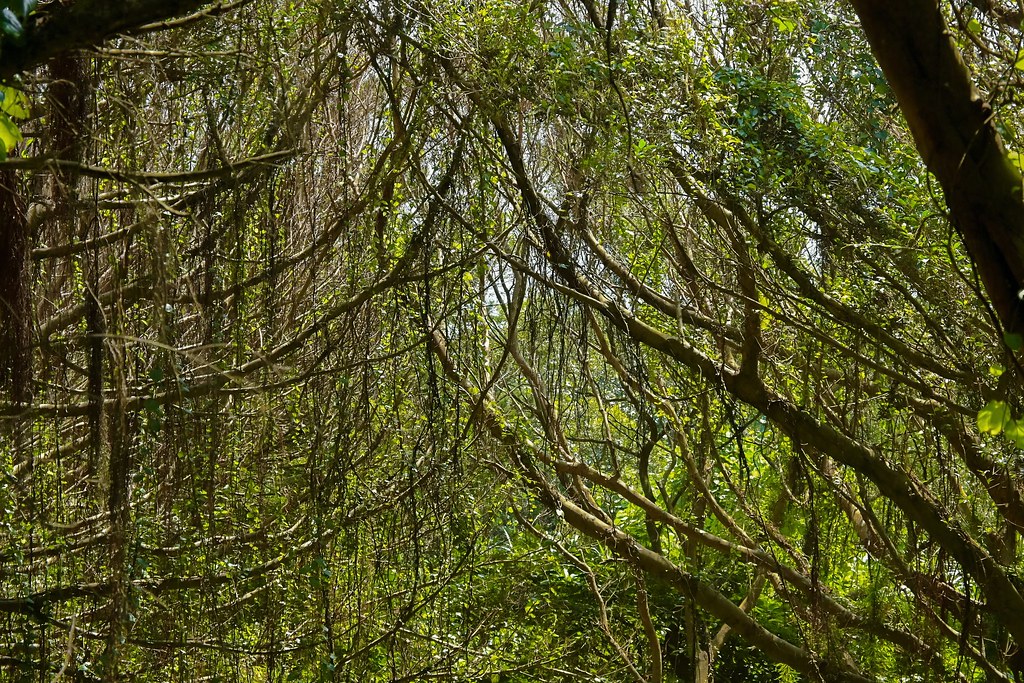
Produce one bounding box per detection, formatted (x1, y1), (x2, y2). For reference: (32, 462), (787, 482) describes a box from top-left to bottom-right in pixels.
(0, 8), (21, 41)
(0, 112), (21, 153)
(990, 363), (1006, 377)
(1006, 332), (1024, 350)
(772, 16), (798, 33)
(1006, 419), (1024, 448)
(0, 87), (30, 120)
(1015, 48), (1024, 71)
(149, 366), (164, 382)
(1009, 150), (1024, 173)
(978, 400), (1012, 435)
(968, 18), (983, 34)
(0, 0), (36, 18)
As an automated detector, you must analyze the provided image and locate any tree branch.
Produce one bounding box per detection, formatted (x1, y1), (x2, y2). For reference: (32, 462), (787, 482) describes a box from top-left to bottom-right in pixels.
(0, 0), (216, 82)
(849, 0), (1024, 333)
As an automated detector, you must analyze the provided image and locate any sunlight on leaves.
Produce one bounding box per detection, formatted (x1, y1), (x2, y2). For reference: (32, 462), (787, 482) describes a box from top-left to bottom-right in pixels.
(1005, 419), (1024, 449)
(0, 86), (29, 159)
(978, 400), (1012, 435)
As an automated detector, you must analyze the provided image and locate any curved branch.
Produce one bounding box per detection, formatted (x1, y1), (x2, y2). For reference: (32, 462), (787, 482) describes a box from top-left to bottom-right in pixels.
(0, 0), (216, 83)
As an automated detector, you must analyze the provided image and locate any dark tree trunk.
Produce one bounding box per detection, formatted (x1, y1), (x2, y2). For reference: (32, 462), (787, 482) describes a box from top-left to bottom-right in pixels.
(0, 0), (214, 82)
(850, 0), (1024, 333)
(0, 168), (29, 404)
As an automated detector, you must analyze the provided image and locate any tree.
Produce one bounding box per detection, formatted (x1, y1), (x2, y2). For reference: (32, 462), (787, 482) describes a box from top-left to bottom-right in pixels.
(2, 0), (1024, 681)
(850, 0), (1024, 334)
(0, 0), (220, 82)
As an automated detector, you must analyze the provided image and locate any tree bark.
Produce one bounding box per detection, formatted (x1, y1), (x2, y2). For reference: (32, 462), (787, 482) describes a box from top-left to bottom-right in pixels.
(0, 0), (213, 82)
(0, 169), (29, 404)
(849, 0), (1024, 332)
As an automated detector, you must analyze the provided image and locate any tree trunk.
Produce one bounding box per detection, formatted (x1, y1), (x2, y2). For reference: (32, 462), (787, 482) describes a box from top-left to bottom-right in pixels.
(850, 0), (1024, 333)
(0, 168), (29, 404)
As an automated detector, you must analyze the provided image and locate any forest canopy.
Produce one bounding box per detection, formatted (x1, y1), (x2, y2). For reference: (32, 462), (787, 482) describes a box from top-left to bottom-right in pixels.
(2, 0), (1024, 681)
